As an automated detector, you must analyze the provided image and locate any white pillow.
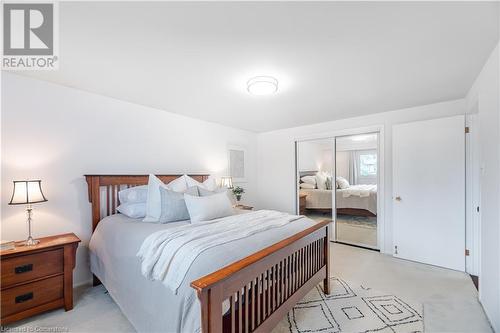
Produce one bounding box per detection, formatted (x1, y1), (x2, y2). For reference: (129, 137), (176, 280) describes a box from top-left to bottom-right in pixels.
(336, 176), (350, 189)
(168, 175), (189, 192)
(185, 175), (217, 191)
(300, 183), (315, 189)
(143, 174), (188, 222)
(118, 185), (148, 204)
(316, 172), (327, 190)
(300, 176), (316, 185)
(117, 202), (146, 219)
(198, 187), (228, 197)
(184, 192), (234, 223)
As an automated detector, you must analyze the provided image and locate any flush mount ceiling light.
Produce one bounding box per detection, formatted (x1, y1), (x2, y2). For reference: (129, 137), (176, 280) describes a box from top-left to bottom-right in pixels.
(247, 76), (278, 96)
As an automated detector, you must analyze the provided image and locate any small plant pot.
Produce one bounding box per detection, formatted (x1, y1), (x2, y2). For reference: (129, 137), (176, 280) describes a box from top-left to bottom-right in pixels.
(235, 195), (242, 202)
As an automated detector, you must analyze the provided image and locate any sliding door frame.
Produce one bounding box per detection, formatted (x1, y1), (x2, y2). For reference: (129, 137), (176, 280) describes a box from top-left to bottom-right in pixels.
(294, 124), (386, 253)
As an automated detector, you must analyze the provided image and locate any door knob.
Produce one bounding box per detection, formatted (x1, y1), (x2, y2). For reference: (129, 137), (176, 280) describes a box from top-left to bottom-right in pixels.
(395, 196), (402, 202)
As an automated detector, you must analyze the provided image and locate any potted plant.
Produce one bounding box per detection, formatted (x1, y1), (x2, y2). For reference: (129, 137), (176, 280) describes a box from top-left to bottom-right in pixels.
(232, 186), (245, 202)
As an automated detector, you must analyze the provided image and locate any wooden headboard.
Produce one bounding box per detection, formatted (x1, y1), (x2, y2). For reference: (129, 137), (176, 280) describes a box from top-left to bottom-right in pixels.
(85, 174), (209, 231)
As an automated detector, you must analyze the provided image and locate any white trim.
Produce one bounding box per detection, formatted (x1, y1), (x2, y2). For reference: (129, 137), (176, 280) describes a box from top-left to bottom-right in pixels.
(466, 113), (480, 275)
(294, 125), (386, 253)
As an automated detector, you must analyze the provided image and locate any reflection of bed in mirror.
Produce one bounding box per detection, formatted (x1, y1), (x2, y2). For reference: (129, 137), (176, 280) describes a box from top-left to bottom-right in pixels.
(298, 171), (377, 217)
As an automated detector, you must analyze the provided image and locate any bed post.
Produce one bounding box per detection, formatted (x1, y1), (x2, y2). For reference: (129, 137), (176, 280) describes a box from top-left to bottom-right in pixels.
(86, 175), (102, 287)
(323, 224), (331, 294)
(85, 175), (101, 232)
(198, 286), (223, 333)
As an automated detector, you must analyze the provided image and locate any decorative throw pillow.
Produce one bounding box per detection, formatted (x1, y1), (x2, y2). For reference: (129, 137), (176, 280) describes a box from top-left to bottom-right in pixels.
(117, 202), (147, 219)
(167, 175), (189, 192)
(184, 192), (234, 223)
(336, 176), (350, 189)
(300, 176), (317, 185)
(143, 174), (188, 222)
(198, 187), (228, 197)
(158, 186), (199, 223)
(185, 175), (217, 191)
(118, 185), (148, 204)
(325, 176), (333, 190)
(316, 172), (327, 190)
(300, 183), (315, 189)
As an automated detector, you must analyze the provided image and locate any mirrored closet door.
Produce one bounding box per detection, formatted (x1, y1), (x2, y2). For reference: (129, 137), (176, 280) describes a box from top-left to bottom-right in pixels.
(334, 133), (379, 249)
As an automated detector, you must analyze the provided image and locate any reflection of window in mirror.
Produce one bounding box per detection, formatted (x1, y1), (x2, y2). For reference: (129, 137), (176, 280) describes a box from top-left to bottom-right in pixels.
(356, 150), (377, 184)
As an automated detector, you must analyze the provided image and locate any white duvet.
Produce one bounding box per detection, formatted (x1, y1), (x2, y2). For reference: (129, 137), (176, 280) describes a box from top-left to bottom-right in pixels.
(341, 184), (377, 198)
(137, 210), (302, 293)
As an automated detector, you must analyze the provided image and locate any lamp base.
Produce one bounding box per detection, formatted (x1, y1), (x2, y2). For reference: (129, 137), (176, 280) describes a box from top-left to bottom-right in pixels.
(24, 236), (40, 246)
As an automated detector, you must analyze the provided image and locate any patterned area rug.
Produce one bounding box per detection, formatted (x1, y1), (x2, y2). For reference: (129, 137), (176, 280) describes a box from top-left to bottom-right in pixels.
(336, 215), (377, 229)
(273, 277), (423, 333)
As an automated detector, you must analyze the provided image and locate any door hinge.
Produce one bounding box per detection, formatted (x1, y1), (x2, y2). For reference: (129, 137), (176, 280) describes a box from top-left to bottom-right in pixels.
(465, 127), (470, 133)
(465, 249), (470, 256)
(394, 245), (398, 255)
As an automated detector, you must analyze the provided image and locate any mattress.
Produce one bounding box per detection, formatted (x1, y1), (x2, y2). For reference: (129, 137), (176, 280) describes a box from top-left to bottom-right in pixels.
(300, 189), (332, 209)
(89, 212), (315, 333)
(300, 186), (377, 214)
(336, 185), (377, 215)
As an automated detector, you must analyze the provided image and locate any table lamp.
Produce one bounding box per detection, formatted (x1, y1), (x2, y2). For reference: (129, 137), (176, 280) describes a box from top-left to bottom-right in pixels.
(8, 180), (47, 246)
(220, 176), (233, 189)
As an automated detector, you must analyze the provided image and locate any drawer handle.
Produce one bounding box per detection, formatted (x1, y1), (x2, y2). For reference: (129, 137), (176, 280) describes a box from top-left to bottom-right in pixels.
(15, 263), (33, 274)
(15, 292), (33, 303)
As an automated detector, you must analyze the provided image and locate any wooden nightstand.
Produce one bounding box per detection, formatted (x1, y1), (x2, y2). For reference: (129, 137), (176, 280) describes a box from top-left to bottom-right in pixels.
(299, 194), (307, 215)
(234, 204), (254, 210)
(0, 233), (80, 325)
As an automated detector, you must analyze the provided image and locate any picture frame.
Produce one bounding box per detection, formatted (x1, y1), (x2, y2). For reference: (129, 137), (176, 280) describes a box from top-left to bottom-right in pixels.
(227, 145), (247, 183)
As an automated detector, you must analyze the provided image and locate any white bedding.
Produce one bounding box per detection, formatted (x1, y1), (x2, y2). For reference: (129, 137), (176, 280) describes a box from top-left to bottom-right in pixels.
(340, 184), (376, 198)
(138, 210), (302, 293)
(300, 189), (332, 209)
(336, 185), (377, 214)
(300, 184), (377, 214)
(89, 211), (315, 333)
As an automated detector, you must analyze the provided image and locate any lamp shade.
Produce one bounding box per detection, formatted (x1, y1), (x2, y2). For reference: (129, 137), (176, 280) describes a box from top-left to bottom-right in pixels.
(220, 176), (233, 189)
(9, 180), (47, 205)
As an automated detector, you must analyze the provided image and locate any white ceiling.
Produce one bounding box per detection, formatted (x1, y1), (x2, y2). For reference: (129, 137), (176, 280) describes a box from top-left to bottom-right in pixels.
(15, 2), (499, 132)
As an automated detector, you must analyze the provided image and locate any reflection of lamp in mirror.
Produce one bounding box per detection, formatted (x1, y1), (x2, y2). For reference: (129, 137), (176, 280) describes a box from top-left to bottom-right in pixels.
(9, 180), (48, 246)
(220, 176), (234, 189)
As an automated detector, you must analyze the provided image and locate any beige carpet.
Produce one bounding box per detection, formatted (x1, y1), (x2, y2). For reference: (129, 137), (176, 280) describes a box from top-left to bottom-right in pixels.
(7, 243), (491, 332)
(7, 277), (422, 333)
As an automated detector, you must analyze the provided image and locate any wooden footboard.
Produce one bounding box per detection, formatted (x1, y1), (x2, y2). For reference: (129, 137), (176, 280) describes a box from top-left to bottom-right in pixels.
(191, 220), (330, 333)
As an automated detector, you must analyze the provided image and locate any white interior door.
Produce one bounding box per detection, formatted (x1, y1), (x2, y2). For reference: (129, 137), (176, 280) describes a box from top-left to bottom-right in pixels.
(393, 115), (465, 271)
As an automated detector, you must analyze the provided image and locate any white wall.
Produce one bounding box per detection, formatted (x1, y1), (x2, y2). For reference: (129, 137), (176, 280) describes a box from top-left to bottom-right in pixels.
(466, 42), (500, 332)
(1, 73), (258, 286)
(297, 141), (322, 172)
(297, 141), (333, 173)
(257, 99), (466, 254)
(335, 151), (349, 180)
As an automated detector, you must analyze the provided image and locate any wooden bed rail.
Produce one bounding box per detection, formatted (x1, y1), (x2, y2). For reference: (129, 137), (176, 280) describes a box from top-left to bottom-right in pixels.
(191, 220), (330, 333)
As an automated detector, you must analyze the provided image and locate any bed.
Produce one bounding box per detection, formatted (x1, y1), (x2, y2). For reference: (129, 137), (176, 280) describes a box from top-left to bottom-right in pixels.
(86, 174), (330, 333)
(298, 172), (377, 216)
(299, 187), (377, 216)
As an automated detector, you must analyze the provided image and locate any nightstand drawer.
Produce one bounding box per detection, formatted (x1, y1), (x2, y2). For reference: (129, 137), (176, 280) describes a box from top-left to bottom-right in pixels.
(1, 249), (63, 288)
(1, 275), (64, 318)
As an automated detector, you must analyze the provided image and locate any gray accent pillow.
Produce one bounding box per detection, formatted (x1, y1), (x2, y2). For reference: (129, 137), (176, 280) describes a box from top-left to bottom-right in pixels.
(158, 186), (199, 223)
